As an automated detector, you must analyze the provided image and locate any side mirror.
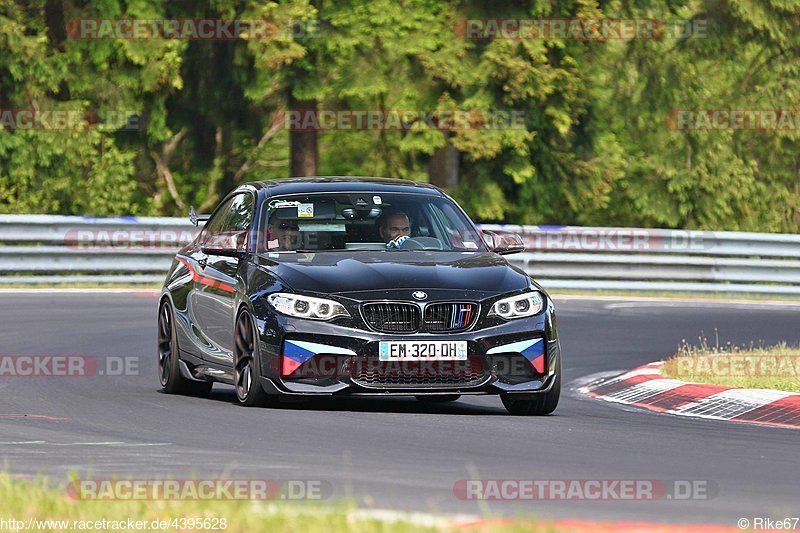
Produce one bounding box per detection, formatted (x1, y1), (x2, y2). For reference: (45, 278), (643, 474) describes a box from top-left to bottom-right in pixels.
(201, 230), (248, 257)
(482, 230), (525, 255)
(188, 205), (210, 227)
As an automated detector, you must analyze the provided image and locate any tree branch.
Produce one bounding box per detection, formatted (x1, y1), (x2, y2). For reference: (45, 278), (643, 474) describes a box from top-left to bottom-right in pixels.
(233, 110), (285, 183)
(197, 127), (226, 213)
(151, 128), (188, 212)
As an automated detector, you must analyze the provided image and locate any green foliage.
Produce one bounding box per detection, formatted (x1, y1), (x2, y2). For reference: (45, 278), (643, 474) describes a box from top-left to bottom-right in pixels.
(0, 0), (798, 232)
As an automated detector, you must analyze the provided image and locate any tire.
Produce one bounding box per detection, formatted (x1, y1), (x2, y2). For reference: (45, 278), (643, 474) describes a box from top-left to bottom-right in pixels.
(501, 371), (560, 416)
(414, 395), (461, 403)
(233, 310), (277, 407)
(158, 300), (213, 396)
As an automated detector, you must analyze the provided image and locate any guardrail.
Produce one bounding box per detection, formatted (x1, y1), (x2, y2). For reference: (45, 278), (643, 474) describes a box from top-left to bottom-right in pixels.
(1, 215), (799, 295)
(0, 215), (195, 285)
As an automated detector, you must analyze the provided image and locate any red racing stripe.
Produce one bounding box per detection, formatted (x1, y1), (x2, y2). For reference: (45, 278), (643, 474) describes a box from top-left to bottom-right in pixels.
(176, 257), (235, 293)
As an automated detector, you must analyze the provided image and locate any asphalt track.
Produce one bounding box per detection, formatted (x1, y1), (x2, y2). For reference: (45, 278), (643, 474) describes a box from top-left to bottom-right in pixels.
(1, 292), (799, 525)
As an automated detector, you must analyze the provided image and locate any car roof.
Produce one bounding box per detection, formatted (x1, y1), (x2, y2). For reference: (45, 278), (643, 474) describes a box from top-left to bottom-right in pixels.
(244, 176), (445, 197)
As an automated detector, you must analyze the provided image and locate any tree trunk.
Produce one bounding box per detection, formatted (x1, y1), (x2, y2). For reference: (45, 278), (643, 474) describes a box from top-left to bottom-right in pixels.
(45, 0), (70, 100)
(428, 142), (460, 189)
(45, 0), (67, 51)
(289, 97), (318, 177)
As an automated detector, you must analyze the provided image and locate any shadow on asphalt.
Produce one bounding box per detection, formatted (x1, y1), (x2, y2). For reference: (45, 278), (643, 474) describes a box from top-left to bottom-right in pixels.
(182, 386), (517, 416)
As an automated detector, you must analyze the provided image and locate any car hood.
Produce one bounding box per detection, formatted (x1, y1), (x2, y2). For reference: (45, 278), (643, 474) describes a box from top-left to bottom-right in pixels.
(255, 251), (532, 298)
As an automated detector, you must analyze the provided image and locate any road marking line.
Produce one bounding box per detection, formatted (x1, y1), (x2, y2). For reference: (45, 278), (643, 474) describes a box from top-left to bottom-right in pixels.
(0, 414), (67, 420)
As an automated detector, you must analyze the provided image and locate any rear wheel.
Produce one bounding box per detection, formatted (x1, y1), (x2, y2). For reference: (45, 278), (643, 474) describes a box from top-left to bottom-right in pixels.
(233, 310), (276, 407)
(414, 395), (461, 403)
(157, 300), (212, 396)
(501, 372), (560, 416)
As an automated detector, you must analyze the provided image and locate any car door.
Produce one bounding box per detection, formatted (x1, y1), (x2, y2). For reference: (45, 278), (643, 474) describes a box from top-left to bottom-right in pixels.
(191, 192), (255, 365)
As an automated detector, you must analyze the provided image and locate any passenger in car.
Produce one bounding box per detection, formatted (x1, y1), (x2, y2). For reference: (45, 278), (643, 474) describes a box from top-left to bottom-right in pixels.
(267, 217), (300, 251)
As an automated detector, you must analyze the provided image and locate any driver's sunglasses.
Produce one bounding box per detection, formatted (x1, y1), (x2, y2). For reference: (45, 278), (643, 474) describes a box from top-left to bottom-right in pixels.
(278, 223), (300, 231)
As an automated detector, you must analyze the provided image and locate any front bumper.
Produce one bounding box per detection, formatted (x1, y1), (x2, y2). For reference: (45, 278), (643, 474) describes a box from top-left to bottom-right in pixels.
(255, 310), (560, 397)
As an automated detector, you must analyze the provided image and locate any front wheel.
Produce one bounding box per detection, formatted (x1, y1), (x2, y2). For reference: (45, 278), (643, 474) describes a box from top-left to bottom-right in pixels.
(157, 300), (212, 396)
(501, 372), (560, 416)
(233, 310), (277, 407)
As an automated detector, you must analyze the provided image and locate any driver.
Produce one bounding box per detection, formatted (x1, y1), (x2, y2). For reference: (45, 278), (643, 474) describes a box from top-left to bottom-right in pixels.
(378, 210), (411, 248)
(267, 217), (300, 251)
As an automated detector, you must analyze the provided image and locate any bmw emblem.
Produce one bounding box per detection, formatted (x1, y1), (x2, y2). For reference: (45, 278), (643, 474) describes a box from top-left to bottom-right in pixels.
(412, 291), (427, 301)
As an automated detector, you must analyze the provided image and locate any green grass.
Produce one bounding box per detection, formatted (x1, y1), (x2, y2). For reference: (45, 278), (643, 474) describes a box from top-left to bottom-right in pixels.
(0, 474), (436, 533)
(661, 337), (800, 392)
(0, 473), (572, 533)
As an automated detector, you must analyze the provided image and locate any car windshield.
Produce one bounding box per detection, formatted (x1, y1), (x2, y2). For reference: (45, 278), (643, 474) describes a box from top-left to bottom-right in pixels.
(257, 192), (487, 253)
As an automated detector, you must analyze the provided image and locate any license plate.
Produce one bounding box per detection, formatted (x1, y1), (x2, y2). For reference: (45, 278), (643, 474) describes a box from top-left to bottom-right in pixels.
(379, 341), (468, 361)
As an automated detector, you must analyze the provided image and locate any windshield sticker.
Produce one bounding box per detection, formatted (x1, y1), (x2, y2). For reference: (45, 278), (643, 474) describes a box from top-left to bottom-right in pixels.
(462, 241), (478, 249)
(372, 195), (382, 205)
(306, 223), (346, 232)
(267, 239), (279, 250)
(269, 200), (301, 209)
(298, 203), (314, 218)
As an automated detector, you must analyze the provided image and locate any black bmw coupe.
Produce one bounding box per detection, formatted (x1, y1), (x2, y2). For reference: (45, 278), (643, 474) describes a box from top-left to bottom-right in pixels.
(158, 177), (561, 415)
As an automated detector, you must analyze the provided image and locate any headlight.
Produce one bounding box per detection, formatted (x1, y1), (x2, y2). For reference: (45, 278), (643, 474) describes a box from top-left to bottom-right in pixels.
(267, 293), (350, 320)
(488, 291), (545, 319)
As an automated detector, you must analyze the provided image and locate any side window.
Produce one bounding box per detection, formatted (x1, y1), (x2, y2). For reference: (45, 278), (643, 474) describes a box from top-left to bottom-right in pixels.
(201, 193), (254, 239)
(424, 203), (451, 241)
(429, 201), (483, 250)
(222, 193), (255, 232)
(202, 197), (235, 238)
(410, 206), (434, 238)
